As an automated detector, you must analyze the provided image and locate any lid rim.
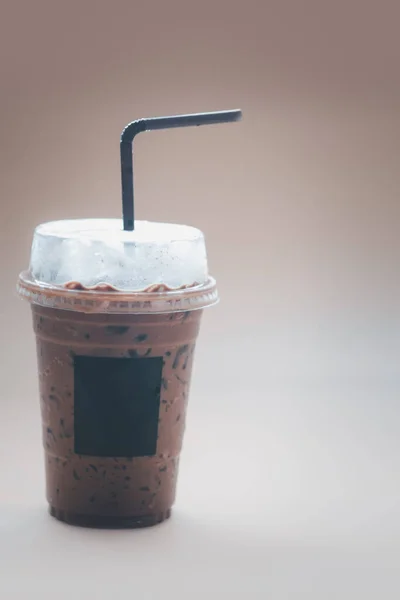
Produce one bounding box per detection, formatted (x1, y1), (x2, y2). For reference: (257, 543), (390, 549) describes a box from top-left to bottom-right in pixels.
(17, 272), (218, 315)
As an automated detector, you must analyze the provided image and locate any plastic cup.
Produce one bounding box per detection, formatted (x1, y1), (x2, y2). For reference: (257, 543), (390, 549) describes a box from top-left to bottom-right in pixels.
(18, 219), (218, 527)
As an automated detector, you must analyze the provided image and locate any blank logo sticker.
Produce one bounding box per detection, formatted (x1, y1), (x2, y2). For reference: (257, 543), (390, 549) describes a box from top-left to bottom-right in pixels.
(74, 355), (163, 457)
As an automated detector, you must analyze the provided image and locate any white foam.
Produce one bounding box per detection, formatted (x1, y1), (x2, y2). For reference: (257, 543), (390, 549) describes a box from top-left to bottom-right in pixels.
(29, 219), (209, 291)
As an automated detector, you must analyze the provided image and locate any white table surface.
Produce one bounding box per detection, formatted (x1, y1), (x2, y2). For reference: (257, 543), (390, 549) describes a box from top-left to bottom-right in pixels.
(1, 376), (399, 599)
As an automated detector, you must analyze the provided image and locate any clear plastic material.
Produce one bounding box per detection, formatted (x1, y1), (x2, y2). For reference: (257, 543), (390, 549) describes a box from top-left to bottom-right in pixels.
(29, 219), (208, 291)
(18, 218), (218, 314)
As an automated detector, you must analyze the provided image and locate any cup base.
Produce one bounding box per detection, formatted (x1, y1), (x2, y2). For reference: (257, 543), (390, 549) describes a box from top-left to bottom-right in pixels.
(49, 506), (172, 529)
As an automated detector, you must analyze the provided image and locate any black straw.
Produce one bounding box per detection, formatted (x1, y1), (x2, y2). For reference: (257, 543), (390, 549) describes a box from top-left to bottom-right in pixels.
(120, 109), (242, 231)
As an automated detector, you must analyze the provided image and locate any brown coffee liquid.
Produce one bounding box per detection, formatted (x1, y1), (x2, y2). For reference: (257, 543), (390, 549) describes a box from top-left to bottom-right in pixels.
(32, 305), (202, 528)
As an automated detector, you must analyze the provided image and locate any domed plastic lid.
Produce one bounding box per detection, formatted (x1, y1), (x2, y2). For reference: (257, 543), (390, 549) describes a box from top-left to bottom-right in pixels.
(29, 219), (208, 290)
(18, 219), (218, 314)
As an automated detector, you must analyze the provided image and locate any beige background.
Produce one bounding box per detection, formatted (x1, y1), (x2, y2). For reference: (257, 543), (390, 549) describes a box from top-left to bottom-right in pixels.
(0, 1), (399, 598)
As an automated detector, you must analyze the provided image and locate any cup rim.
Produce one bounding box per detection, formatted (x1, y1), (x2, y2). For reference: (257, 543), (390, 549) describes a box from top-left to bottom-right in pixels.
(17, 272), (219, 315)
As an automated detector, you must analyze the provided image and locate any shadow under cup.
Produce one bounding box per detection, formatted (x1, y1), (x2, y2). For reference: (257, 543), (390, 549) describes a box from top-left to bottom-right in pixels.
(32, 304), (203, 528)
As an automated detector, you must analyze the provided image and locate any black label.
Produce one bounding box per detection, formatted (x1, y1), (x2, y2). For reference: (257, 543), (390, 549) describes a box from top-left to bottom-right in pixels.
(74, 356), (163, 457)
